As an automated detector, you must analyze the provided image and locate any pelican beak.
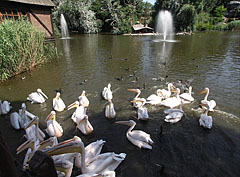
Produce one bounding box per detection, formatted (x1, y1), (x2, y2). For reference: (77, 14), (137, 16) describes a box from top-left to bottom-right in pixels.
(103, 100), (111, 107)
(115, 121), (131, 126)
(67, 102), (78, 110)
(170, 85), (177, 92)
(45, 111), (54, 122)
(16, 139), (34, 154)
(55, 160), (73, 175)
(38, 137), (55, 150)
(42, 136), (82, 156)
(24, 117), (38, 130)
(39, 90), (48, 99)
(76, 116), (87, 127)
(199, 89), (207, 95)
(127, 89), (138, 93)
(130, 100), (142, 103)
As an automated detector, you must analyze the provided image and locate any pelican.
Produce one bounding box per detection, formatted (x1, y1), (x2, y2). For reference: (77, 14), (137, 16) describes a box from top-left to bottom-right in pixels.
(179, 86), (194, 104)
(24, 116), (45, 142)
(199, 104), (212, 129)
(68, 101), (87, 123)
(127, 89), (145, 108)
(105, 100), (116, 119)
(27, 88), (48, 104)
(160, 88), (182, 108)
(131, 99), (149, 120)
(102, 83), (113, 101)
(78, 90), (89, 108)
(115, 120), (153, 149)
(146, 89), (163, 105)
(45, 111), (63, 138)
(43, 136), (126, 174)
(55, 160), (73, 177)
(164, 100), (184, 123)
(10, 103), (31, 130)
(76, 115), (94, 135)
(159, 83), (175, 99)
(76, 171), (115, 177)
(53, 92), (66, 112)
(0, 100), (12, 115)
(200, 87), (216, 111)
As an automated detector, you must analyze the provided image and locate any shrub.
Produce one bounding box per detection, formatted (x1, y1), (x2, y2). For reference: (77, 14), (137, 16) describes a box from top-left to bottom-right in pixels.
(0, 19), (56, 81)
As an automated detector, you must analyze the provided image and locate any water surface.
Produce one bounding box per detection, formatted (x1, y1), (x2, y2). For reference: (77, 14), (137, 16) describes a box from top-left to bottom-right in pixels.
(0, 31), (240, 177)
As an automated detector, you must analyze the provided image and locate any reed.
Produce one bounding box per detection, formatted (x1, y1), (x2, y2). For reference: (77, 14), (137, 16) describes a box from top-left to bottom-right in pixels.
(0, 19), (56, 81)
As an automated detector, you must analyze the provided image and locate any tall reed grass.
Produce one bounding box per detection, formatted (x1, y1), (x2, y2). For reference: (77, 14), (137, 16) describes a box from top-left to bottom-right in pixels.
(0, 19), (56, 81)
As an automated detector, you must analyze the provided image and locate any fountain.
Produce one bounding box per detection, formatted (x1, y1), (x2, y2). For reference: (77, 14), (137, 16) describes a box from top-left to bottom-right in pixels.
(60, 14), (70, 39)
(155, 10), (175, 42)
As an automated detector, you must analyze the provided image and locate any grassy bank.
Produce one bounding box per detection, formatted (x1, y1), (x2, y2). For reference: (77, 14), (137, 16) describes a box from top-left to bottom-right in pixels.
(0, 19), (56, 82)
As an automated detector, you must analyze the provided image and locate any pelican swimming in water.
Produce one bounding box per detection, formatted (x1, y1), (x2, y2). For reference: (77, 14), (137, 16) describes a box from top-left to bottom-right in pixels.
(127, 89), (145, 108)
(53, 92), (66, 112)
(131, 99), (149, 120)
(68, 101), (87, 123)
(78, 90), (89, 108)
(27, 88), (48, 104)
(160, 88), (182, 108)
(102, 83), (113, 101)
(199, 104), (212, 129)
(146, 89), (163, 105)
(45, 111), (63, 138)
(43, 136), (126, 175)
(115, 120), (153, 149)
(200, 87), (216, 112)
(179, 86), (194, 104)
(159, 83), (175, 99)
(0, 100), (12, 115)
(104, 100), (116, 119)
(76, 115), (94, 135)
(164, 100), (184, 123)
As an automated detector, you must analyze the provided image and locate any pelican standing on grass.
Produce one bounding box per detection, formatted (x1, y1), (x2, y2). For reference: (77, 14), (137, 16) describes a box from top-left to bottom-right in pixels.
(199, 87), (216, 111)
(0, 99), (12, 115)
(115, 120), (153, 149)
(27, 88), (48, 104)
(45, 111), (63, 138)
(43, 136), (126, 175)
(53, 92), (66, 112)
(102, 83), (113, 101)
(105, 100), (116, 119)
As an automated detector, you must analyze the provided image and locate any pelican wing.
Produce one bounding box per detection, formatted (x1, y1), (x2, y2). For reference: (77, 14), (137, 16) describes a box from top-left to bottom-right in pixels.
(129, 130), (153, 144)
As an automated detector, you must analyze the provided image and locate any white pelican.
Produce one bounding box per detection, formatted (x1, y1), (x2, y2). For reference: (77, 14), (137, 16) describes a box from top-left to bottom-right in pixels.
(76, 115), (93, 135)
(45, 111), (63, 138)
(76, 171), (115, 177)
(0, 100), (12, 115)
(104, 100), (116, 119)
(53, 92), (66, 112)
(115, 120), (153, 149)
(55, 160), (73, 177)
(164, 100), (184, 123)
(68, 101), (87, 123)
(199, 104), (212, 129)
(146, 89), (163, 105)
(10, 103), (31, 130)
(179, 86), (194, 104)
(160, 88), (182, 108)
(127, 89), (145, 108)
(131, 99), (149, 120)
(102, 83), (113, 101)
(200, 87), (216, 112)
(24, 116), (45, 142)
(159, 83), (175, 99)
(43, 136), (126, 174)
(27, 88), (48, 104)
(78, 90), (89, 107)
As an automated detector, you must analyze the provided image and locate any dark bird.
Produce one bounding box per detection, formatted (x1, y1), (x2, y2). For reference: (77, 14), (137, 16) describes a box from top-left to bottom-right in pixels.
(121, 58), (128, 61)
(54, 88), (63, 94)
(125, 68), (130, 72)
(115, 76), (123, 81)
(79, 79), (88, 85)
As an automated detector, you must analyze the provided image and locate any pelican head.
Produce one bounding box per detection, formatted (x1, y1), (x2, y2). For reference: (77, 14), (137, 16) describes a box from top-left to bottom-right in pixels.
(199, 87), (209, 95)
(45, 111), (56, 122)
(21, 103), (26, 109)
(42, 136), (83, 156)
(115, 120), (136, 127)
(56, 92), (61, 99)
(80, 90), (86, 97)
(24, 116), (39, 129)
(37, 88), (48, 99)
(67, 101), (79, 110)
(108, 83), (111, 88)
(156, 89), (163, 97)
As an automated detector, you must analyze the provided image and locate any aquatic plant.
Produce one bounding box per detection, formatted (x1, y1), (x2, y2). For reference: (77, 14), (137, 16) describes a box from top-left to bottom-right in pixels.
(0, 19), (56, 81)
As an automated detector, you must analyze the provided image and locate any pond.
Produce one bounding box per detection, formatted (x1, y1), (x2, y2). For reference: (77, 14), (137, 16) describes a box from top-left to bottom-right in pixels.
(0, 31), (240, 177)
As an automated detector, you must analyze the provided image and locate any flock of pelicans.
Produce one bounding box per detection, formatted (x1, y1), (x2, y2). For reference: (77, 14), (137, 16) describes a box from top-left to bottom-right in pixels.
(0, 83), (217, 177)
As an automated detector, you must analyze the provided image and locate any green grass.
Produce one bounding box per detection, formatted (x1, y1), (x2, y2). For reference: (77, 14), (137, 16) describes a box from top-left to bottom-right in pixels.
(0, 19), (56, 81)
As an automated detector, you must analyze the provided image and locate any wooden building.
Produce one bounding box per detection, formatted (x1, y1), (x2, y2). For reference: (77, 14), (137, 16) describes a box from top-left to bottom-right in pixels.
(0, 0), (55, 42)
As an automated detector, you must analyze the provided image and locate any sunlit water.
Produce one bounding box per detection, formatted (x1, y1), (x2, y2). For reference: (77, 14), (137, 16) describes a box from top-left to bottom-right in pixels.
(0, 32), (240, 177)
